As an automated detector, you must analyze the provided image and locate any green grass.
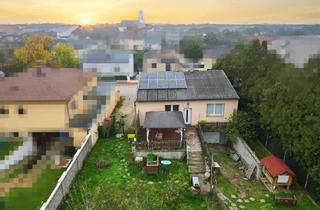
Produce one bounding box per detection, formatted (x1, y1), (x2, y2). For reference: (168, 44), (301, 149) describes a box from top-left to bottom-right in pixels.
(61, 138), (217, 210)
(210, 146), (319, 210)
(247, 140), (271, 159)
(0, 141), (23, 160)
(0, 167), (64, 210)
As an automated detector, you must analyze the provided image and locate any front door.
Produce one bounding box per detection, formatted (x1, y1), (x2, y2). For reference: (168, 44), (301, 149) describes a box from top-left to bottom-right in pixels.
(184, 108), (192, 125)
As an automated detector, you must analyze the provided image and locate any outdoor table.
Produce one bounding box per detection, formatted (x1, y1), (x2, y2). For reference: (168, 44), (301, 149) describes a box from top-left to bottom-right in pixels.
(161, 160), (172, 166)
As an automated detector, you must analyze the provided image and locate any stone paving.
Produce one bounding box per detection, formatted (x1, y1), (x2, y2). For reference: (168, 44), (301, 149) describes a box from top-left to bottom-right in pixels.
(185, 127), (210, 194)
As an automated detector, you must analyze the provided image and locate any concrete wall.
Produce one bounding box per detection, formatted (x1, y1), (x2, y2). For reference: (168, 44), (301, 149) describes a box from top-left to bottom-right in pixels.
(134, 149), (185, 160)
(233, 137), (262, 178)
(136, 99), (238, 126)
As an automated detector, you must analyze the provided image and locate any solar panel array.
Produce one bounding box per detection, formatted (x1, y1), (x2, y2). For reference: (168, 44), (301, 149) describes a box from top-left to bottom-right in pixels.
(139, 72), (187, 90)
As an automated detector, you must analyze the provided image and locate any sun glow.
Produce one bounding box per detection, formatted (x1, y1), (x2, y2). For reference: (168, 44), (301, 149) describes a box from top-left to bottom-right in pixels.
(79, 15), (93, 25)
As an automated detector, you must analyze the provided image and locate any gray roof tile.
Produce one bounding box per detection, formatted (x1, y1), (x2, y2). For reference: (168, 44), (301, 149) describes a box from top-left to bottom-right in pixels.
(137, 70), (239, 102)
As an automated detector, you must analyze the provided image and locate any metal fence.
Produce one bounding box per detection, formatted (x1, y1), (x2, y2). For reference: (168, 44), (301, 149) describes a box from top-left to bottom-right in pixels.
(40, 133), (93, 210)
(258, 130), (320, 203)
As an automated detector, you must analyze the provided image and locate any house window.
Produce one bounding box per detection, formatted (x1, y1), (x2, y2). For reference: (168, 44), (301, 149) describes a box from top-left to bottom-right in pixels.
(0, 107), (9, 115)
(165, 105), (179, 111)
(165, 105), (171, 111)
(114, 67), (120, 72)
(173, 105), (179, 111)
(152, 63), (157, 68)
(18, 107), (25, 115)
(165, 63), (171, 71)
(13, 132), (19, 137)
(207, 104), (224, 116)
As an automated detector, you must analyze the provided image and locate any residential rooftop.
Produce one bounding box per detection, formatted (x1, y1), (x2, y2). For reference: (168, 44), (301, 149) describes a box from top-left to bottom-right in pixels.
(0, 68), (95, 102)
(136, 70), (239, 102)
(82, 49), (131, 64)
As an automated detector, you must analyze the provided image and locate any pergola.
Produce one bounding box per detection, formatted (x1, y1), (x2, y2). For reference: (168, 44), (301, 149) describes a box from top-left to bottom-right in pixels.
(143, 111), (186, 146)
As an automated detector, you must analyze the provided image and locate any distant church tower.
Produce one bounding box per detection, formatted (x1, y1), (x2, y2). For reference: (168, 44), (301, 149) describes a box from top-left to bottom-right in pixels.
(139, 10), (144, 24)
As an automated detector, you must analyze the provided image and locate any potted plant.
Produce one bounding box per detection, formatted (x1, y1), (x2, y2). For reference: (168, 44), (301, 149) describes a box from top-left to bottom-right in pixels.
(146, 153), (159, 174)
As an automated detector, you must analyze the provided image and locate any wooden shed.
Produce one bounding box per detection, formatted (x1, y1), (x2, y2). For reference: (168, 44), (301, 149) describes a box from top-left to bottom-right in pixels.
(261, 155), (296, 189)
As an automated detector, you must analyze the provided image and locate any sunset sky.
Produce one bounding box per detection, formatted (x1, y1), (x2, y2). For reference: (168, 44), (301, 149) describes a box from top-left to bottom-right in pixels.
(0, 0), (320, 24)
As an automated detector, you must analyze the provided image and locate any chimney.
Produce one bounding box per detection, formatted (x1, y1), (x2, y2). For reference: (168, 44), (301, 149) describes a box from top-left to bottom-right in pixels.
(36, 60), (46, 76)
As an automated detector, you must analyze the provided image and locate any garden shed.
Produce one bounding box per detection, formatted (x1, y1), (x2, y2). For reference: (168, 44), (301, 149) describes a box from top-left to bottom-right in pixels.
(261, 155), (296, 189)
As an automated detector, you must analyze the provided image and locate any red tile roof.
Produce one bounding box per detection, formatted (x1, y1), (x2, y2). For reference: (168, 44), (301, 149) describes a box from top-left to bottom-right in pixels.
(261, 155), (296, 178)
(0, 68), (96, 102)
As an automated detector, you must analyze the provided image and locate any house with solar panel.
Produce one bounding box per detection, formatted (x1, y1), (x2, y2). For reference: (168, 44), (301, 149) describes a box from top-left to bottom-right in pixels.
(134, 70), (239, 158)
(82, 50), (134, 77)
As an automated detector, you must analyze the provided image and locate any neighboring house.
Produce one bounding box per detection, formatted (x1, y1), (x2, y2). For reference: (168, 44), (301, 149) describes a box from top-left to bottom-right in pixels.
(82, 50), (134, 77)
(118, 39), (145, 50)
(268, 36), (320, 68)
(136, 70), (239, 126)
(203, 44), (234, 67)
(0, 67), (120, 148)
(144, 33), (162, 50)
(261, 155), (296, 189)
(143, 50), (213, 72)
(134, 70), (239, 158)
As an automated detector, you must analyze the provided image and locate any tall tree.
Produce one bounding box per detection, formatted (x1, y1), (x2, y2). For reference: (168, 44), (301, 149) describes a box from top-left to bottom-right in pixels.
(51, 43), (79, 68)
(215, 41), (320, 183)
(14, 35), (53, 67)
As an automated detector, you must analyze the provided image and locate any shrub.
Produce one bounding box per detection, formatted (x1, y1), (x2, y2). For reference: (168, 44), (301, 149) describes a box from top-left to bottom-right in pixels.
(146, 153), (157, 162)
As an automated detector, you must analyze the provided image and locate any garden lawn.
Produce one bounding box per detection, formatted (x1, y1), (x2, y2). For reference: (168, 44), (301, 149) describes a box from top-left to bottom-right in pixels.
(210, 145), (319, 210)
(61, 138), (217, 210)
(0, 167), (64, 210)
(0, 141), (23, 160)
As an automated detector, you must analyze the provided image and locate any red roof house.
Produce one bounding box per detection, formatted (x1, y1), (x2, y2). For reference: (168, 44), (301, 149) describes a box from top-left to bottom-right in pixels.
(261, 155), (295, 189)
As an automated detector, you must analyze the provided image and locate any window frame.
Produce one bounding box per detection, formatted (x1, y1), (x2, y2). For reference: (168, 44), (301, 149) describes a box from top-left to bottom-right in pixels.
(207, 104), (225, 117)
(0, 107), (9, 115)
(17, 107), (26, 115)
(165, 105), (179, 112)
(151, 63), (157, 68)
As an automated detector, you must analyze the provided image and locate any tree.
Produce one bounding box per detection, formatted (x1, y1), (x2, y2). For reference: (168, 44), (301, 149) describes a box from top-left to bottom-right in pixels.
(215, 41), (320, 184)
(134, 49), (148, 72)
(14, 35), (53, 67)
(51, 43), (79, 68)
(225, 110), (258, 144)
(179, 36), (204, 61)
(204, 32), (219, 48)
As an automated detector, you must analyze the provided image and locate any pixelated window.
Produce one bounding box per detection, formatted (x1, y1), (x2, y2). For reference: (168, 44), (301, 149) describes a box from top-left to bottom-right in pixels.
(152, 63), (157, 68)
(18, 107), (25, 115)
(0, 107), (9, 114)
(114, 67), (120, 72)
(173, 105), (179, 111)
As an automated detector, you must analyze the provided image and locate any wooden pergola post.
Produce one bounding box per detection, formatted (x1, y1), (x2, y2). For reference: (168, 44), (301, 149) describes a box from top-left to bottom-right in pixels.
(179, 128), (183, 146)
(146, 128), (150, 147)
